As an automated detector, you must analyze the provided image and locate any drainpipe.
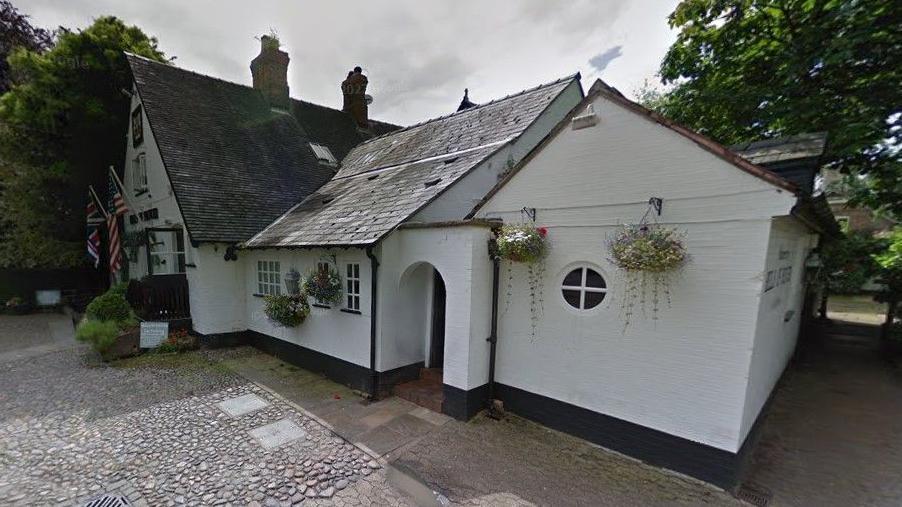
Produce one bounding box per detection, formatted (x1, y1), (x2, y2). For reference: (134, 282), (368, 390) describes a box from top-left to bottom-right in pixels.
(366, 246), (379, 399)
(486, 236), (501, 412)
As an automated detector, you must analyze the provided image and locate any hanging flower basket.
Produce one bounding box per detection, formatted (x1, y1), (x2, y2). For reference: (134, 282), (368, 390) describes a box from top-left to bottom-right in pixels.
(609, 225), (688, 272)
(263, 293), (310, 327)
(303, 266), (343, 305)
(496, 224), (548, 263)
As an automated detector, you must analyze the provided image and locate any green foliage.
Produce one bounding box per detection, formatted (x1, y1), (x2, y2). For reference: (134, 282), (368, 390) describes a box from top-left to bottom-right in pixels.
(0, 16), (166, 269)
(75, 319), (119, 353)
(264, 293), (310, 327)
(656, 0), (902, 219)
(0, 1), (53, 94)
(303, 266), (343, 305)
(85, 283), (133, 323)
(873, 227), (902, 302)
(496, 224), (548, 263)
(609, 225), (688, 273)
(820, 232), (883, 295)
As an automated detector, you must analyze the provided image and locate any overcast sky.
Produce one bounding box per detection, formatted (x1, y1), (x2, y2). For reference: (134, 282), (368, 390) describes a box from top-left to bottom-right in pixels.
(20, 0), (679, 126)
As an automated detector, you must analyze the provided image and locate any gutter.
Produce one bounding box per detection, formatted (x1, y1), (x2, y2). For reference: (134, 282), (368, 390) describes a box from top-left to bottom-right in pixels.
(365, 245), (380, 399)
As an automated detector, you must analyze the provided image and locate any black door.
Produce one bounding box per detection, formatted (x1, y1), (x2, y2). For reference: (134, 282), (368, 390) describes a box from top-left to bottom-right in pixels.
(430, 269), (446, 368)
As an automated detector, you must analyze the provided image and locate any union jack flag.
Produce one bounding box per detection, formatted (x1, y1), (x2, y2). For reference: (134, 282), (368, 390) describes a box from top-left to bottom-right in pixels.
(87, 226), (101, 268)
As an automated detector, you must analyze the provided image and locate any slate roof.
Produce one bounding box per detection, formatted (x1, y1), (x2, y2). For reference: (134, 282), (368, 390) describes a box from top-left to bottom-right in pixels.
(127, 54), (400, 243)
(245, 75), (579, 247)
(730, 133), (828, 166)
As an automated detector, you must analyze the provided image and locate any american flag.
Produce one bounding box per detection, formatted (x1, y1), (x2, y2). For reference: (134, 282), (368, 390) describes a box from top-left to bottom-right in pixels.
(107, 173), (126, 274)
(109, 171), (129, 216)
(107, 213), (122, 273)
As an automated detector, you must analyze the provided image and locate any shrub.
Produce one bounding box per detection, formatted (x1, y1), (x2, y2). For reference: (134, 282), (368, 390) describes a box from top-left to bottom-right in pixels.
(156, 329), (197, 353)
(75, 319), (120, 353)
(86, 284), (133, 323)
(264, 293), (310, 327)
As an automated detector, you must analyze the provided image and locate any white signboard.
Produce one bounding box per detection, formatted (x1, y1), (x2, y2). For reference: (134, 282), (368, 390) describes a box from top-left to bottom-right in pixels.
(140, 321), (169, 348)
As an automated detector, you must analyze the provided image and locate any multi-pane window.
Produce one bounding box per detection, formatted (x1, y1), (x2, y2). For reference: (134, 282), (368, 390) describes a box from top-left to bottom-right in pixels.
(132, 153), (147, 194)
(147, 228), (186, 274)
(257, 260), (281, 295)
(346, 263), (361, 311)
(561, 266), (608, 310)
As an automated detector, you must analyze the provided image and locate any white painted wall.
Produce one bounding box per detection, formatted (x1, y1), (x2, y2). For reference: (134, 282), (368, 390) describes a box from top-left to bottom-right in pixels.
(739, 217), (817, 441)
(413, 80), (583, 222)
(244, 248), (372, 368)
(475, 92), (801, 452)
(378, 226), (494, 389)
(121, 86), (193, 279)
(188, 244), (247, 335)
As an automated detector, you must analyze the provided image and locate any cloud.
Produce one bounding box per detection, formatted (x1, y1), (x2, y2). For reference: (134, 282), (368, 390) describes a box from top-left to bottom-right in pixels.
(589, 45), (624, 73)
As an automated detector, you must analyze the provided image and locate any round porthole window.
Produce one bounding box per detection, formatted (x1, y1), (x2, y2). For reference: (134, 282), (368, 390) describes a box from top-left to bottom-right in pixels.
(561, 266), (608, 310)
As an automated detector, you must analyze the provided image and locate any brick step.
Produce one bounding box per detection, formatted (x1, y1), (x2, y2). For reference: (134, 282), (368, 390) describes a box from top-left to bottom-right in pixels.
(419, 368), (443, 383)
(393, 378), (443, 413)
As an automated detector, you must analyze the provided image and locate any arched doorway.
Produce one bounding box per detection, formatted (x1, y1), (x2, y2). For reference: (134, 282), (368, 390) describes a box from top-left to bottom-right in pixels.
(429, 268), (446, 369)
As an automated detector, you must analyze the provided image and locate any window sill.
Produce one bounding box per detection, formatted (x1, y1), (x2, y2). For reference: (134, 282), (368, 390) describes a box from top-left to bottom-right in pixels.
(340, 308), (361, 315)
(185, 263), (197, 269)
(252, 293), (266, 298)
(134, 188), (149, 197)
(311, 303), (331, 309)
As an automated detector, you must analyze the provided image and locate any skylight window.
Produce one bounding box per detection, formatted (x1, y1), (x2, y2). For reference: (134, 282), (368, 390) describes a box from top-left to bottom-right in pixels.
(309, 143), (337, 165)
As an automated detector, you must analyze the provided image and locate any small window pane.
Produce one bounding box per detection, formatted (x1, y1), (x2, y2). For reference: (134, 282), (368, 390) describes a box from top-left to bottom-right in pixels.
(585, 291), (606, 308)
(585, 269), (606, 288)
(562, 289), (581, 308)
(563, 269), (583, 286)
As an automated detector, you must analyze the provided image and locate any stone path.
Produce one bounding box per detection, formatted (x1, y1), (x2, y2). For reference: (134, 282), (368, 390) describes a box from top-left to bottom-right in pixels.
(742, 322), (902, 506)
(0, 316), (412, 506)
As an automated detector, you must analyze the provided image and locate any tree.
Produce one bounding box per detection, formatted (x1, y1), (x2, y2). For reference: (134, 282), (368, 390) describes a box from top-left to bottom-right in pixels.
(873, 227), (902, 340)
(0, 16), (165, 269)
(656, 0), (902, 219)
(815, 231), (883, 318)
(0, 0), (53, 94)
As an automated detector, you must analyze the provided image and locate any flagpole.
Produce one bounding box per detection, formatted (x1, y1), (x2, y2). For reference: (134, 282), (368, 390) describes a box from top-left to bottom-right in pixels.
(109, 165), (136, 215)
(88, 185), (110, 219)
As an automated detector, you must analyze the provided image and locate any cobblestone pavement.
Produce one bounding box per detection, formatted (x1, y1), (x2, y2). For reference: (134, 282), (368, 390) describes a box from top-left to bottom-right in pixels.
(742, 324), (902, 506)
(0, 320), (412, 506)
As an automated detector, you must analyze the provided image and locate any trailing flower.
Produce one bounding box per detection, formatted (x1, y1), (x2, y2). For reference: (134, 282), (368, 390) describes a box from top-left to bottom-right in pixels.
(608, 224), (688, 329)
(303, 265), (343, 305)
(496, 224), (548, 263)
(609, 225), (687, 272)
(496, 223), (549, 339)
(263, 293), (310, 327)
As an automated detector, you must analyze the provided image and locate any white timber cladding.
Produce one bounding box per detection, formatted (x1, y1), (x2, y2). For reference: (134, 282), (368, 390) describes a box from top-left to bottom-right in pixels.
(244, 248), (372, 368)
(121, 87), (195, 278)
(740, 216), (817, 441)
(475, 92), (801, 452)
(413, 79), (583, 222)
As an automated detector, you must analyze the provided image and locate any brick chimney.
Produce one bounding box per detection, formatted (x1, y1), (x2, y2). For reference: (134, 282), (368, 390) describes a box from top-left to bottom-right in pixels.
(250, 35), (289, 110)
(341, 66), (369, 128)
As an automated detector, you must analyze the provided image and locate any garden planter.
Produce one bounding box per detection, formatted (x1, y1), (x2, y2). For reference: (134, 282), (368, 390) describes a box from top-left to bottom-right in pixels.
(102, 328), (141, 361)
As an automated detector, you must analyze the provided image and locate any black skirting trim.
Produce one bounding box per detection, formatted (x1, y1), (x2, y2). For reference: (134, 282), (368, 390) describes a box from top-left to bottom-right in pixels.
(193, 330), (245, 348)
(494, 383), (747, 490)
(442, 383), (488, 421)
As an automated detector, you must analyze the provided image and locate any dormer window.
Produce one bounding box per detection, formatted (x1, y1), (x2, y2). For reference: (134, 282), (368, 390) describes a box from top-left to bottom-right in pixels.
(310, 143), (337, 165)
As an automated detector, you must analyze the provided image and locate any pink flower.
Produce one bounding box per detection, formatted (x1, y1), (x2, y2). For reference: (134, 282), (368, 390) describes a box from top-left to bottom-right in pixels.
(537, 227), (548, 237)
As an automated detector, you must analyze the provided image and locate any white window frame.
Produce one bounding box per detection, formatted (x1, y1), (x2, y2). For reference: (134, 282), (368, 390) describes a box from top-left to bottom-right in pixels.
(257, 260), (282, 295)
(132, 152), (148, 194)
(309, 143), (337, 165)
(561, 265), (608, 311)
(345, 263), (361, 311)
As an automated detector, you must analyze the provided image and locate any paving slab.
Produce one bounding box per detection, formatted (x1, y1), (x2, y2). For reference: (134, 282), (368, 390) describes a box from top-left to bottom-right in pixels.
(248, 418), (308, 449)
(217, 393), (269, 417)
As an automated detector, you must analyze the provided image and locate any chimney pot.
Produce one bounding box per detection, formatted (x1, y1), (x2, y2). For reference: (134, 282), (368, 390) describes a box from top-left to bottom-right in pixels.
(251, 35), (290, 110)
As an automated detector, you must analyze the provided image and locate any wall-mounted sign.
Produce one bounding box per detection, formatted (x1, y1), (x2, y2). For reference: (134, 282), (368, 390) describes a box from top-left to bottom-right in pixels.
(140, 321), (169, 348)
(131, 105), (144, 147)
